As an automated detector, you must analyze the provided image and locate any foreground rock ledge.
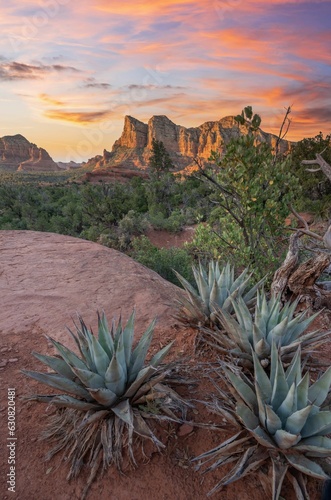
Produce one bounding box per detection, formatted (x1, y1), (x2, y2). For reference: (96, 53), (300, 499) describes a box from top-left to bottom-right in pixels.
(0, 230), (182, 347)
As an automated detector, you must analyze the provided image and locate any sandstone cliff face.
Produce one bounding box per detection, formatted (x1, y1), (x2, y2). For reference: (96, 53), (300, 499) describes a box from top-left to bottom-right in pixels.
(0, 134), (59, 172)
(90, 115), (292, 173)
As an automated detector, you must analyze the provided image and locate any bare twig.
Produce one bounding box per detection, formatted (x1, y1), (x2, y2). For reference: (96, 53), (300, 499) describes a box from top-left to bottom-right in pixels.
(288, 205), (324, 242)
(302, 153), (331, 182)
(273, 106), (292, 161)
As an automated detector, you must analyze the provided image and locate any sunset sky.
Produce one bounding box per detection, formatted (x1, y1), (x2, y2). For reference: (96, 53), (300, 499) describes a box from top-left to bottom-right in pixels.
(1, 0), (330, 162)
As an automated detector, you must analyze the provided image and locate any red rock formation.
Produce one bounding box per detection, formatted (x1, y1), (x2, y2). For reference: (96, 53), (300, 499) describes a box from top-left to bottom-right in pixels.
(0, 134), (59, 172)
(89, 114), (293, 174)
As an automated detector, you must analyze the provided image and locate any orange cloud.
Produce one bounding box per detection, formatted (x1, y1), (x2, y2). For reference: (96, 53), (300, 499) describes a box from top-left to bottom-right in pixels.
(39, 93), (64, 106)
(44, 110), (112, 124)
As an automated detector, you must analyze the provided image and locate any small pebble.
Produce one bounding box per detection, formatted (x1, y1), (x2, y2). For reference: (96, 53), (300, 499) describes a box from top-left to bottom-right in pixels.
(177, 424), (194, 437)
(8, 358), (19, 363)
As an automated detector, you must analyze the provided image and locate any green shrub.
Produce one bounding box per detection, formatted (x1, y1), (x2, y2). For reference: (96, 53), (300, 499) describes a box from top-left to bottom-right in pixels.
(131, 236), (194, 287)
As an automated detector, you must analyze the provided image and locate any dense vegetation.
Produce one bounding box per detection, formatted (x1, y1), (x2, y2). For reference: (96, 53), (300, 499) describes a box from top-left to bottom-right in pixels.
(0, 120), (330, 285)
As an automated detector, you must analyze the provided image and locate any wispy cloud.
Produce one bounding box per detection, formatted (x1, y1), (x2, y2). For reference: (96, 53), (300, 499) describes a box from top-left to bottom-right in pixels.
(44, 109), (112, 124)
(0, 60), (80, 81)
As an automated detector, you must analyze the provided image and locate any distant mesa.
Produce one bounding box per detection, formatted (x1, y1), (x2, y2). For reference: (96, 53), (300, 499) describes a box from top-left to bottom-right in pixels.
(0, 134), (60, 172)
(85, 114), (292, 178)
(57, 161), (83, 170)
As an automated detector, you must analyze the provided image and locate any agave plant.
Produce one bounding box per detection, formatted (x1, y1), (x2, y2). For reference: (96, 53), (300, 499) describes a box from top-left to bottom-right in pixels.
(22, 310), (189, 499)
(174, 261), (265, 326)
(208, 290), (328, 366)
(194, 343), (331, 498)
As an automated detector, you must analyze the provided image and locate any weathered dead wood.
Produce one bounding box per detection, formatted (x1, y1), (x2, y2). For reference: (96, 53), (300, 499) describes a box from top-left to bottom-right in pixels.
(271, 232), (301, 297)
(288, 253), (331, 295)
(302, 153), (331, 183)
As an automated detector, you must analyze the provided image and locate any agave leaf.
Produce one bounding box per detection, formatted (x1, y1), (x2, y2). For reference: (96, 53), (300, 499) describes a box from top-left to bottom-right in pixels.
(32, 352), (76, 380)
(223, 367), (257, 411)
(88, 334), (110, 377)
(252, 323), (263, 345)
(267, 316), (289, 347)
(220, 287), (237, 313)
(75, 316), (97, 371)
(271, 354), (289, 412)
(295, 329), (330, 347)
(255, 382), (268, 428)
(174, 270), (203, 303)
(249, 425), (276, 448)
(308, 366), (331, 407)
(285, 405), (312, 435)
(114, 329), (127, 380)
(277, 383), (297, 423)
(265, 295), (282, 333)
(286, 454), (329, 480)
(45, 336), (88, 372)
(230, 268), (249, 293)
(301, 411), (331, 438)
(128, 319), (156, 384)
(71, 366), (105, 389)
(274, 429), (301, 449)
(297, 372), (310, 411)
(122, 310), (136, 367)
(217, 264), (230, 306)
(254, 338), (271, 358)
(193, 265), (209, 305)
(104, 354), (127, 396)
(97, 311), (113, 359)
(192, 431), (246, 462)
(255, 292), (268, 335)
(271, 458), (288, 500)
(217, 309), (252, 353)
(285, 346), (302, 388)
(265, 405), (282, 435)
(88, 387), (118, 406)
(252, 350), (272, 399)
(211, 445), (266, 493)
(206, 446), (264, 497)
(231, 296), (253, 336)
(294, 436), (331, 456)
(209, 278), (219, 308)
(78, 409), (109, 430)
(269, 341), (279, 389)
(286, 471), (308, 500)
(123, 366), (157, 399)
(21, 369), (91, 399)
(133, 411), (165, 448)
(242, 275), (266, 303)
(236, 402), (259, 429)
(112, 399), (133, 427)
(149, 341), (173, 368)
(286, 311), (321, 344)
(50, 394), (101, 410)
(131, 373), (167, 403)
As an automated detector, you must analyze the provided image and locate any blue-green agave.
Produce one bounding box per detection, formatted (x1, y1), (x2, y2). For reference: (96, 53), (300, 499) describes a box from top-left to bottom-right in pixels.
(194, 343), (331, 498)
(209, 291), (328, 366)
(174, 261), (265, 326)
(22, 310), (188, 498)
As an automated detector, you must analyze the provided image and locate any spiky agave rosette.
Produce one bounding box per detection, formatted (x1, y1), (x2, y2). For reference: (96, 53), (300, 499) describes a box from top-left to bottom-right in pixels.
(22, 310), (189, 498)
(194, 343), (331, 499)
(204, 291), (329, 367)
(174, 261), (265, 327)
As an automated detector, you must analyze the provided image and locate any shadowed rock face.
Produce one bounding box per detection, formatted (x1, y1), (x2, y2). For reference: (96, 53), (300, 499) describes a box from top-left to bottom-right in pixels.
(87, 114), (293, 173)
(0, 134), (60, 172)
